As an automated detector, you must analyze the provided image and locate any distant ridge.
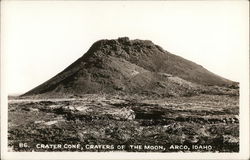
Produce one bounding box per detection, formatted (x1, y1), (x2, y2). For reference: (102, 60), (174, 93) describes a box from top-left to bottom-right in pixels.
(23, 37), (238, 97)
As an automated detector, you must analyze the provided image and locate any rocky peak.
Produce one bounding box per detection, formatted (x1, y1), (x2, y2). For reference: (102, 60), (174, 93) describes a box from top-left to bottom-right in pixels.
(22, 37), (237, 97)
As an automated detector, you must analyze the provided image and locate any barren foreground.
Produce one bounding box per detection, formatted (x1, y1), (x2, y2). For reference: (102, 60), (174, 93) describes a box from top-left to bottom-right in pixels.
(8, 94), (239, 152)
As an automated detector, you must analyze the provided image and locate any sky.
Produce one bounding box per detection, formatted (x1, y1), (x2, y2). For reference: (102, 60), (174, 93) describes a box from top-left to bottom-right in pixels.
(1, 1), (249, 95)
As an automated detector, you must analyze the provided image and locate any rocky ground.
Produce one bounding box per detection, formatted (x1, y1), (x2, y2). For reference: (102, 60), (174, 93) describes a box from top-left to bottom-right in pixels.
(8, 94), (239, 152)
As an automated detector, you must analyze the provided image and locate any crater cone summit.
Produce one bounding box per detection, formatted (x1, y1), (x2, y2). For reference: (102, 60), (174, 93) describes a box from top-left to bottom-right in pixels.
(23, 37), (238, 97)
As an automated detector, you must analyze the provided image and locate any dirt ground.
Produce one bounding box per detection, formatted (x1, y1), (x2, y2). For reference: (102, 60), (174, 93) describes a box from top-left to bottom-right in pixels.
(8, 94), (239, 152)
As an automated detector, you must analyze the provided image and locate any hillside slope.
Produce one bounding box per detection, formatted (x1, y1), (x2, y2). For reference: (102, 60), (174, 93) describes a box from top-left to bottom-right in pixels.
(23, 37), (237, 97)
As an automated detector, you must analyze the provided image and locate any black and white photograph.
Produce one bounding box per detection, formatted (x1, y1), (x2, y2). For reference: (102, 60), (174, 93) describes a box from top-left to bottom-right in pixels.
(1, 1), (249, 160)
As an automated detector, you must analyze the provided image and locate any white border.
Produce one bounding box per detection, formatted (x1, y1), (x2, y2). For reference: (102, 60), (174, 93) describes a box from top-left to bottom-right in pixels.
(1, 1), (249, 160)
